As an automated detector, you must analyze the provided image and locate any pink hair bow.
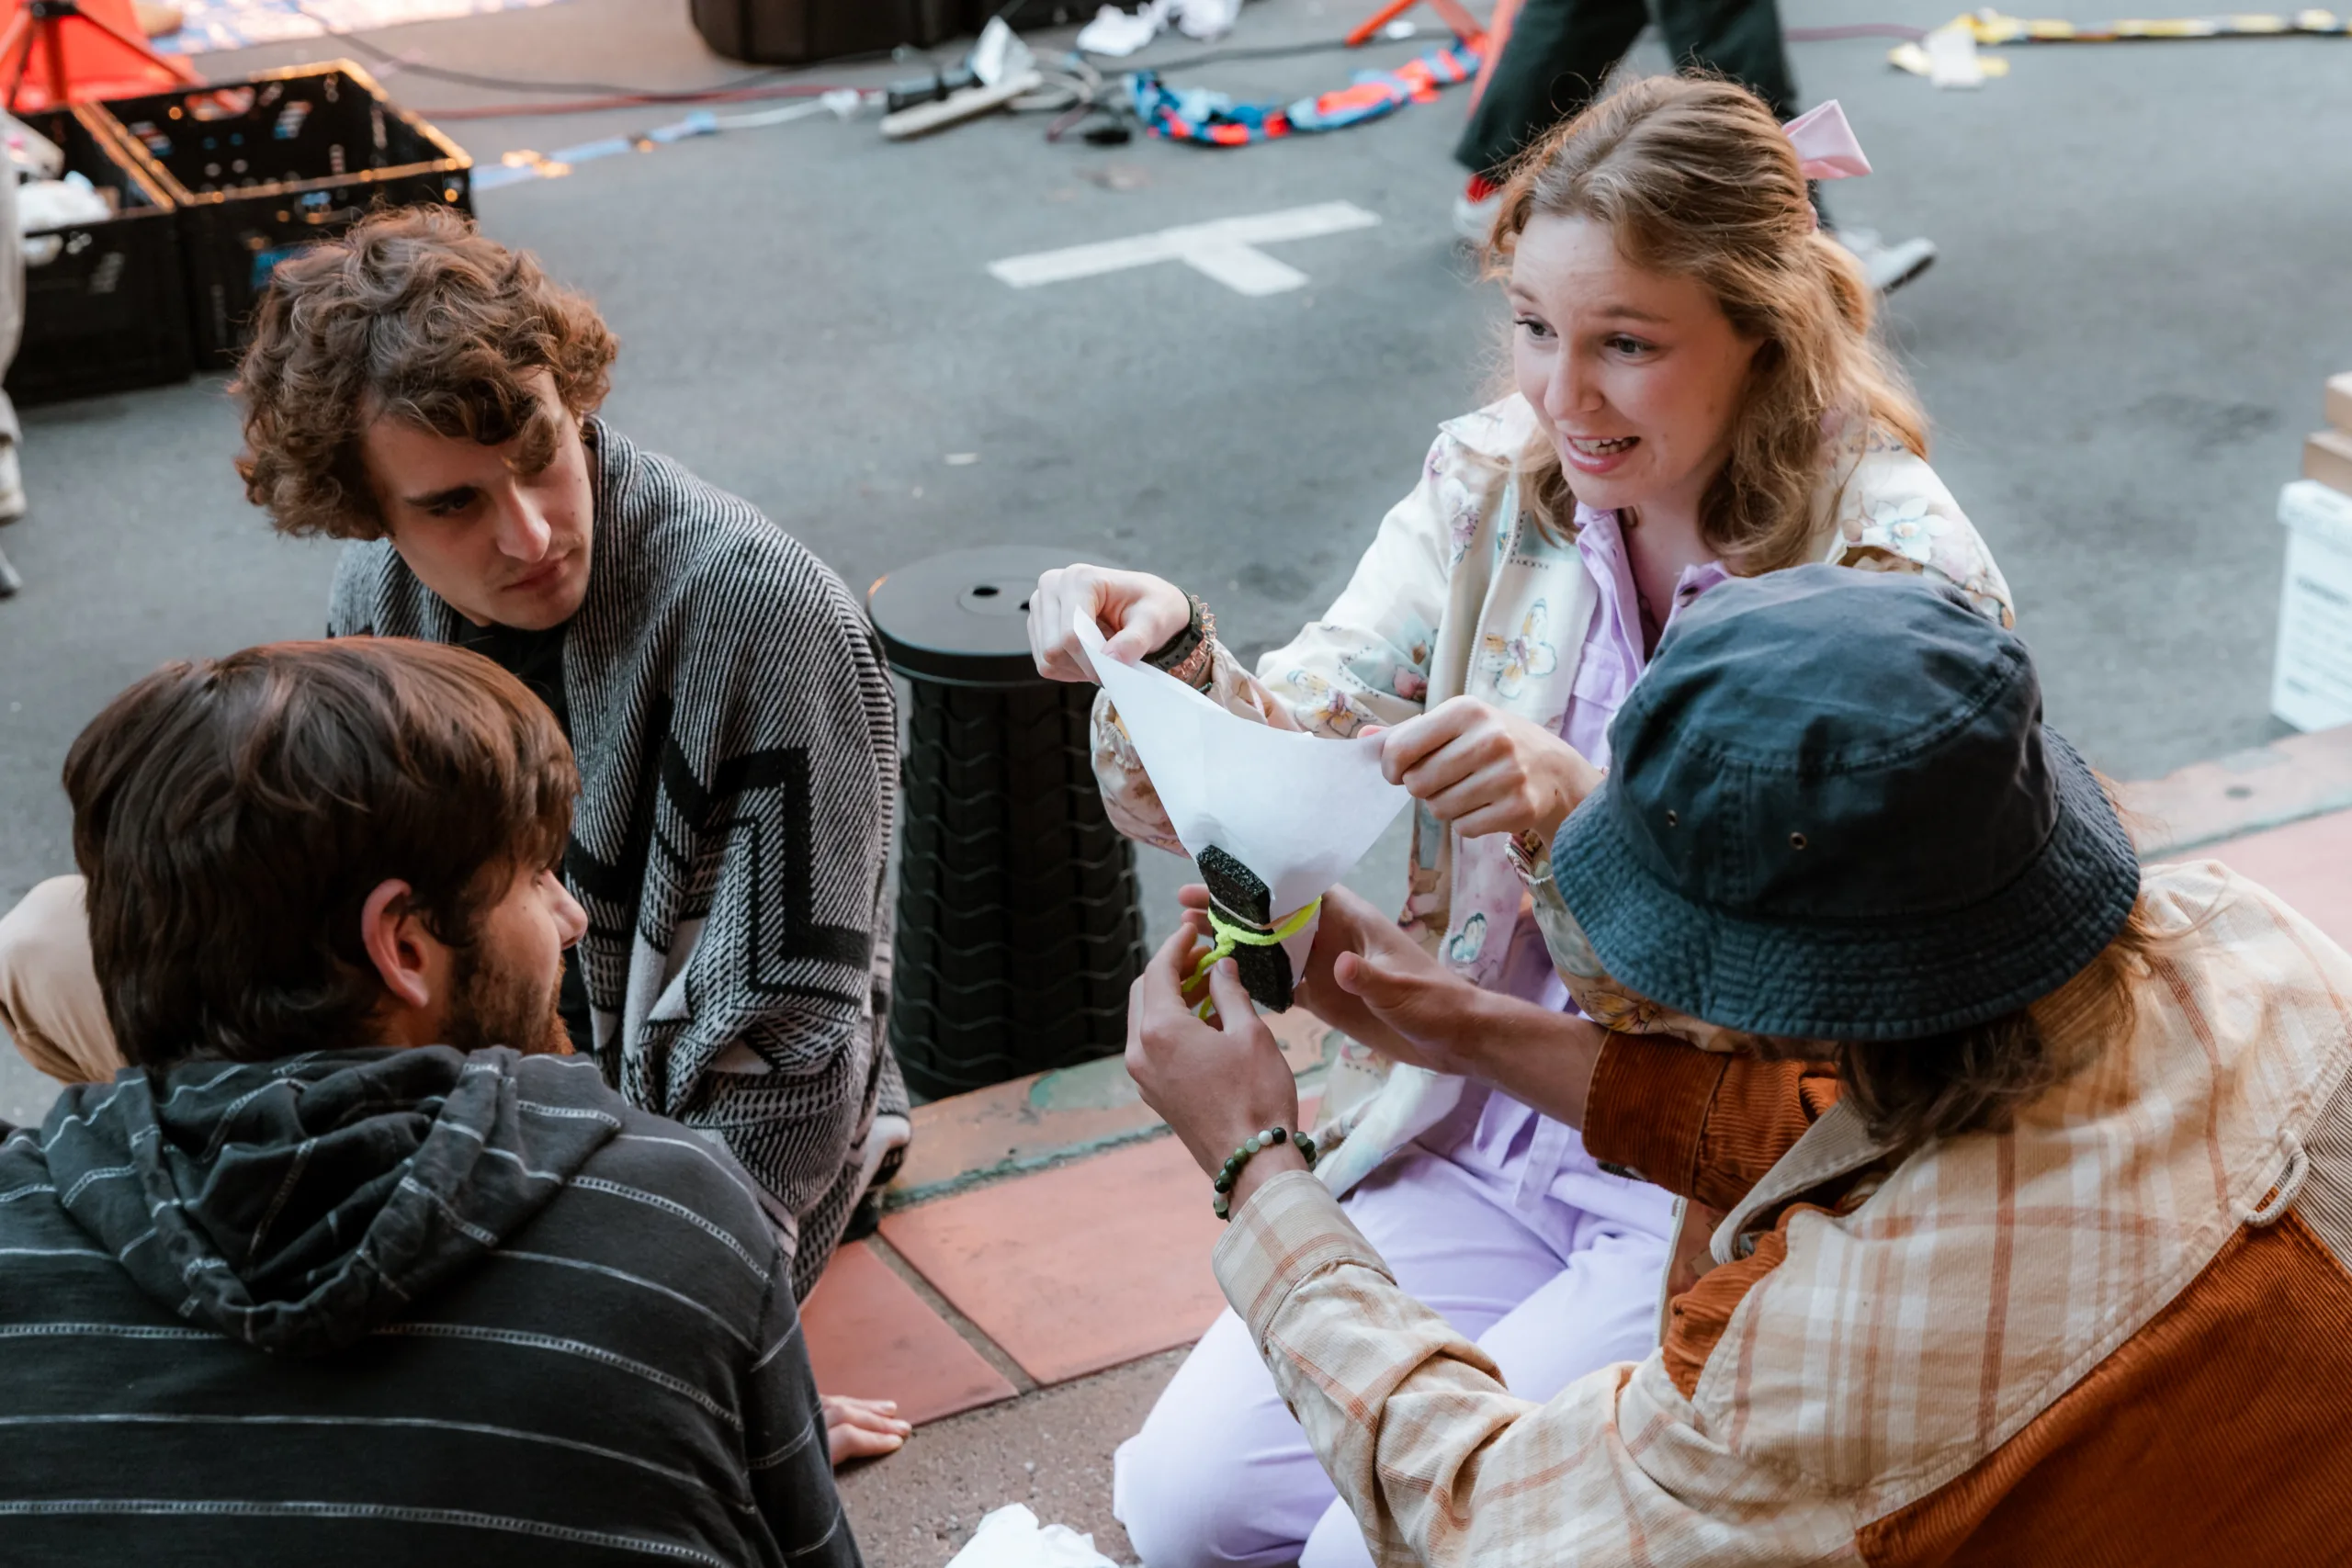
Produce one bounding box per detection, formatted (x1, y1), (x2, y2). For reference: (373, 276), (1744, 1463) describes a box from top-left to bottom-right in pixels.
(1784, 100), (1871, 181)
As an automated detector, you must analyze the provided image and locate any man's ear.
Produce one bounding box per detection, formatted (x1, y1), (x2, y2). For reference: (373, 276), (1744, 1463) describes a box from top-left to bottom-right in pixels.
(358, 879), (434, 1012)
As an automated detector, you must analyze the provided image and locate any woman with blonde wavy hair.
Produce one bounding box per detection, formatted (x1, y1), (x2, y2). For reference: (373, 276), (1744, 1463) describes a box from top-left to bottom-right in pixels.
(1027, 74), (2012, 1568)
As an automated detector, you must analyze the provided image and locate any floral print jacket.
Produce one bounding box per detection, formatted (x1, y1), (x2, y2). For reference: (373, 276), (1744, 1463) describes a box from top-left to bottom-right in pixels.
(1091, 394), (2014, 1186)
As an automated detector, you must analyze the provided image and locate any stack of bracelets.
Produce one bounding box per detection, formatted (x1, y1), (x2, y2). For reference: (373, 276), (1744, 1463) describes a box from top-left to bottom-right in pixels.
(1213, 1125), (1317, 1220)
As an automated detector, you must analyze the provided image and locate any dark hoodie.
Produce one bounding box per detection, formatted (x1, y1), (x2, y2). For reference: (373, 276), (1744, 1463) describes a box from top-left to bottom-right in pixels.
(0, 1045), (860, 1568)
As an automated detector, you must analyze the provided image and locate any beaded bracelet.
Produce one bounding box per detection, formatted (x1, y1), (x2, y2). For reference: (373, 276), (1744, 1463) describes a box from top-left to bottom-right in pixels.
(1212, 1125), (1318, 1220)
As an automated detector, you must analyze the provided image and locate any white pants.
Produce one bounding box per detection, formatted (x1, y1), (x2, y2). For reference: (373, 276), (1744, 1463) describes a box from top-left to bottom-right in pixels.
(1112, 1141), (1668, 1567)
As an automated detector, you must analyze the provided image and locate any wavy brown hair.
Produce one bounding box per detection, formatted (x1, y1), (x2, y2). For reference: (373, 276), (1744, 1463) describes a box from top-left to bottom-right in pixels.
(63, 638), (577, 1071)
(1767, 893), (2172, 1152)
(232, 204), (617, 542)
(1484, 75), (1927, 572)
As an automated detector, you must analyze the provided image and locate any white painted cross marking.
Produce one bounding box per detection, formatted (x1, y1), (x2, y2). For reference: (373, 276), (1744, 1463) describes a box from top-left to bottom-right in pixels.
(987, 202), (1381, 298)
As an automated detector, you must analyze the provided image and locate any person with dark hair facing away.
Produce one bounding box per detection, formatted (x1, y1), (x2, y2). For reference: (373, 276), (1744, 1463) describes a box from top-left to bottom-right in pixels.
(1451, 0), (1937, 292)
(0, 638), (863, 1566)
(1127, 567), (2352, 1563)
(229, 205), (909, 1460)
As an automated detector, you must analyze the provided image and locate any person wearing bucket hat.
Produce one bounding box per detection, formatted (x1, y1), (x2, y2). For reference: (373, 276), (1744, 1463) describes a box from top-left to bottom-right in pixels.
(1544, 561), (2142, 1047)
(1125, 567), (2352, 1564)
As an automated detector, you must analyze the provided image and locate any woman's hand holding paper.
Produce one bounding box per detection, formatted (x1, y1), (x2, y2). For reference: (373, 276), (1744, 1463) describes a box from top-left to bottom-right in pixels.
(1076, 615), (1413, 1016)
(1028, 564), (1192, 682)
(1126, 920), (1306, 1204)
(1377, 695), (1602, 842)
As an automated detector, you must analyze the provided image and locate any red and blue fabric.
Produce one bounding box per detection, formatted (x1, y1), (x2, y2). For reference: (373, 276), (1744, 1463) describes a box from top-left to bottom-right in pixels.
(1128, 39), (1481, 147)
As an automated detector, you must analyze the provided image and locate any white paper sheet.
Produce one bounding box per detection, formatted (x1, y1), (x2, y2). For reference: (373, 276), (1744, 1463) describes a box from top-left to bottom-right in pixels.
(1923, 21), (1985, 88)
(969, 16), (1038, 86)
(1171, 0), (1239, 40)
(944, 1504), (1116, 1568)
(1078, 615), (1409, 981)
(1075, 0), (1163, 54)
(1075, 0), (1236, 55)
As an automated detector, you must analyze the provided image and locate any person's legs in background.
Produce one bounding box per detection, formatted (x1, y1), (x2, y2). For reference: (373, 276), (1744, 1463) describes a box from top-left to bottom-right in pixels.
(1452, 0), (1648, 239)
(1112, 1148), (1665, 1567)
(1646, 0), (1934, 289)
(1452, 0), (1936, 291)
(1649, 0), (1796, 117)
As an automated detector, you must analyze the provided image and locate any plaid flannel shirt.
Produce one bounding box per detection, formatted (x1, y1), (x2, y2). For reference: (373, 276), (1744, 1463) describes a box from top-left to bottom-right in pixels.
(1214, 861), (2352, 1564)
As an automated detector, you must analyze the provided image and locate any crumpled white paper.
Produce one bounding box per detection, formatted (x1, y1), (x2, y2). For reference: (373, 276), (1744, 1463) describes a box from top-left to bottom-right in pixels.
(1175, 0), (1241, 39)
(1074, 2), (1161, 53)
(970, 16), (1039, 85)
(1078, 615), (1409, 982)
(1076, 0), (1239, 55)
(1922, 21), (1985, 87)
(17, 172), (109, 234)
(944, 1504), (1118, 1567)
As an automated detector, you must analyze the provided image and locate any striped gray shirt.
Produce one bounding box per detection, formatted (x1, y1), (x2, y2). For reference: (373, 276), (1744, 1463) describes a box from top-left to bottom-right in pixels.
(0, 1046), (861, 1568)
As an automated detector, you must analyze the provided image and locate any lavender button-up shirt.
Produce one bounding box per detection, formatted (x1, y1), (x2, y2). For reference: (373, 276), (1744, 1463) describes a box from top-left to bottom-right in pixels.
(1422, 506), (1725, 1251)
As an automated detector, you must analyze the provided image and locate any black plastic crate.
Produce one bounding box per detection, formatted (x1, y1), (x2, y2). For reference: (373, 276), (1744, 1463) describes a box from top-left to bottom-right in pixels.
(98, 61), (470, 367)
(5, 106), (191, 407)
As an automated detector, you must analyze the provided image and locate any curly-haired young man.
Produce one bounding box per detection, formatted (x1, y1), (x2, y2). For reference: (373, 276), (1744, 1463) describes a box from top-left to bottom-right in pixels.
(232, 206), (909, 1459)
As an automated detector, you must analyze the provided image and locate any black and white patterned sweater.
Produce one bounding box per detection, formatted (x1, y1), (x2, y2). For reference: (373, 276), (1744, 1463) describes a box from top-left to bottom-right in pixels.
(328, 422), (901, 1300)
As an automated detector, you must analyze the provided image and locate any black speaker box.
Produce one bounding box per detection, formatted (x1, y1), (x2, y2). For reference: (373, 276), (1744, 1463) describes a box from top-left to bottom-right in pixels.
(690, 0), (967, 64)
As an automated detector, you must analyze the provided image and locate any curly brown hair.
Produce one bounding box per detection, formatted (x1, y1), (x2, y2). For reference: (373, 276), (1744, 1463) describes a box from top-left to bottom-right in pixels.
(232, 204), (618, 541)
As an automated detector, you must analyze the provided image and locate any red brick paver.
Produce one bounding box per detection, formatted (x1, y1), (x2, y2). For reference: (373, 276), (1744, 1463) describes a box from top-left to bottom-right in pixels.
(890, 1011), (1340, 1207)
(879, 1134), (1230, 1385)
(2199, 807), (2352, 951)
(2120, 724), (2352, 856)
(802, 1241), (1018, 1426)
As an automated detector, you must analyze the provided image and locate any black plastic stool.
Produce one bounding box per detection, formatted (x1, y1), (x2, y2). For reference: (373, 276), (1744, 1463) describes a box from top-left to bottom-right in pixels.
(868, 546), (1147, 1100)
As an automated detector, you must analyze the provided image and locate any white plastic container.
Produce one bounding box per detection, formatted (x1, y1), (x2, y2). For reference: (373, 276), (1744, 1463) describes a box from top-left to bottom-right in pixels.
(2272, 479), (2352, 730)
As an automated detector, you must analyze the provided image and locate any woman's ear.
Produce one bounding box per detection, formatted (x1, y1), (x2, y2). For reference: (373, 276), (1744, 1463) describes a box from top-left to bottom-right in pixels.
(358, 879), (435, 1014)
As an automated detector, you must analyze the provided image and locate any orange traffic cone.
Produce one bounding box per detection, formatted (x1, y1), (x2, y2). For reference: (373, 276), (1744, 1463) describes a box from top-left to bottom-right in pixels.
(0, 0), (199, 116)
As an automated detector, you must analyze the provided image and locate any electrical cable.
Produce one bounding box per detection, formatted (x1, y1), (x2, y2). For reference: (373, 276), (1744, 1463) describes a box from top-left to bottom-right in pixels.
(1045, 97), (1096, 138)
(709, 96), (848, 129)
(332, 39), (795, 95)
(1126, 33), (1400, 70)
(1010, 56), (1102, 113)
(369, 16), (1942, 124)
(419, 82), (852, 120)
(1784, 23), (1929, 40)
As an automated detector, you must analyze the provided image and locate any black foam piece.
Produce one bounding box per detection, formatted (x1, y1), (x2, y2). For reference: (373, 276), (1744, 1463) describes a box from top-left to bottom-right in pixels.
(1196, 845), (1293, 1013)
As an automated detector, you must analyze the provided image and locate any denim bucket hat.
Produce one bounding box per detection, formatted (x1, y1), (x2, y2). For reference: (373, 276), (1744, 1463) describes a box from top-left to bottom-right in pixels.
(1549, 565), (2141, 1041)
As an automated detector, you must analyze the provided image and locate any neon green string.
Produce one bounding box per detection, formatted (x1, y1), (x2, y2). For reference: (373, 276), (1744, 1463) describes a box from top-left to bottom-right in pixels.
(1188, 897), (1321, 1019)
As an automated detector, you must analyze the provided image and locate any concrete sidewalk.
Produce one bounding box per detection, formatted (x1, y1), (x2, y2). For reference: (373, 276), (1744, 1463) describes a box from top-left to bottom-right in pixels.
(820, 723), (2352, 1564)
